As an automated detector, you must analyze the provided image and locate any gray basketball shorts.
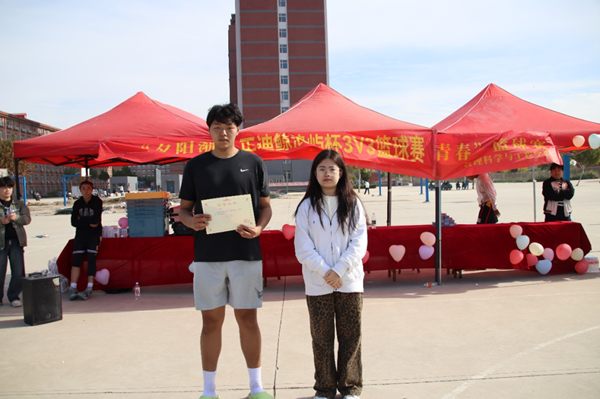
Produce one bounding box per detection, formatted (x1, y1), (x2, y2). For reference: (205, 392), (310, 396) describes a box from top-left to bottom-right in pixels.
(192, 260), (264, 311)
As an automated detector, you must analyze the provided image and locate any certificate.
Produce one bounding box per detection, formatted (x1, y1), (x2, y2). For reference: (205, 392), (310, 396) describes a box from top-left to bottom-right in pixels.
(201, 194), (256, 235)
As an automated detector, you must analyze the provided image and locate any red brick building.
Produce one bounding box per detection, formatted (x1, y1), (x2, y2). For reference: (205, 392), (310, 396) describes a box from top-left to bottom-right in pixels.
(229, 0), (328, 125)
(229, 0), (328, 182)
(0, 111), (109, 197)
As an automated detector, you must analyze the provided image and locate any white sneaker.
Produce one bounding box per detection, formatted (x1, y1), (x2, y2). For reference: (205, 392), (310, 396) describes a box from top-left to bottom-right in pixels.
(11, 300), (22, 307)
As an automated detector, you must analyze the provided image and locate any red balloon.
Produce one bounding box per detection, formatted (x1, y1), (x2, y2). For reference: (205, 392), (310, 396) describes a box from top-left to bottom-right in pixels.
(526, 254), (538, 267)
(362, 250), (370, 264)
(509, 250), (524, 265)
(282, 224), (296, 240)
(556, 243), (572, 261)
(575, 260), (589, 274)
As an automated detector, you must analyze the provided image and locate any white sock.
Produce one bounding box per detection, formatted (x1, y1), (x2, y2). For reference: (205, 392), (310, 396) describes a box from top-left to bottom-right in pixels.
(70, 283), (77, 289)
(202, 370), (217, 397)
(248, 366), (264, 395)
(87, 282), (93, 288)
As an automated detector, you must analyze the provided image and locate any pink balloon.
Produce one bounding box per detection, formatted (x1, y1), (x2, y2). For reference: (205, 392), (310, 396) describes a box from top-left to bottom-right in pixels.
(555, 243), (572, 261)
(95, 269), (110, 285)
(509, 225), (523, 239)
(389, 245), (406, 262)
(509, 250), (524, 265)
(419, 245), (434, 260)
(118, 217), (128, 228)
(542, 248), (554, 261)
(575, 260), (589, 274)
(362, 250), (370, 264)
(282, 224), (295, 240)
(420, 231), (436, 246)
(526, 254), (538, 267)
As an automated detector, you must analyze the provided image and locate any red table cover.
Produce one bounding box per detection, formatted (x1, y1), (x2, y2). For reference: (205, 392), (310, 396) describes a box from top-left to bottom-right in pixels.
(57, 222), (591, 291)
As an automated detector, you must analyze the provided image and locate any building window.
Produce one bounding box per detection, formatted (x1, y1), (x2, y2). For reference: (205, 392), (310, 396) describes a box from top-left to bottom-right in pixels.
(281, 91), (289, 101)
(279, 44), (287, 54)
(281, 75), (288, 85)
(279, 13), (286, 22)
(280, 60), (288, 69)
(279, 28), (287, 38)
(283, 159), (291, 164)
(281, 107), (289, 112)
(279, 0), (286, 6)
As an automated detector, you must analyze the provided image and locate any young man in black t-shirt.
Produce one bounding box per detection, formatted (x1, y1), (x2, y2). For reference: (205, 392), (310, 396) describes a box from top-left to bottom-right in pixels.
(179, 103), (273, 399)
(69, 180), (103, 300)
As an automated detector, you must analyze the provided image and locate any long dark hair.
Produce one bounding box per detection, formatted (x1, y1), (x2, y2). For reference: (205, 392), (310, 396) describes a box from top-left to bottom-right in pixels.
(294, 149), (363, 234)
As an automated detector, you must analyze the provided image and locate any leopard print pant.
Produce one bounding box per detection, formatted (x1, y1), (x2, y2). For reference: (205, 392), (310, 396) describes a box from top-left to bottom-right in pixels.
(306, 292), (363, 399)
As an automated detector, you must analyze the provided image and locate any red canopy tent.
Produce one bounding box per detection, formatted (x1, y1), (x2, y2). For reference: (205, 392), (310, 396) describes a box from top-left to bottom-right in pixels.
(239, 83), (436, 179)
(13, 92), (211, 168)
(433, 83), (600, 153)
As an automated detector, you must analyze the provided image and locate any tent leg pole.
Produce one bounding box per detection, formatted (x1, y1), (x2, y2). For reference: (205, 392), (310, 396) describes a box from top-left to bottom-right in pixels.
(387, 172), (392, 226)
(435, 180), (442, 285)
(14, 159), (21, 200)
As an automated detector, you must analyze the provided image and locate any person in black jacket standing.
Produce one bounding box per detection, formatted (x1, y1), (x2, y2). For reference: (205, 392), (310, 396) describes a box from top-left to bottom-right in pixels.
(69, 180), (103, 300)
(543, 163), (575, 221)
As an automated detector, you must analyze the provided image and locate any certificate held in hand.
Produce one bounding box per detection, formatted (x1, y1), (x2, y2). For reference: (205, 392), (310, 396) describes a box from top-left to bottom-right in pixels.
(201, 194), (256, 235)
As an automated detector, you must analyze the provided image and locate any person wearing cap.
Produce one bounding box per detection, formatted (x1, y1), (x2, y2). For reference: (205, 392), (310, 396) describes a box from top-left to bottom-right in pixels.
(467, 173), (500, 224)
(543, 163), (575, 221)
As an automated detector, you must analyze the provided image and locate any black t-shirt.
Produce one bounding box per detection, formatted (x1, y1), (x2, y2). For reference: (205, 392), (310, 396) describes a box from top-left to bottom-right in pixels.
(179, 150), (270, 262)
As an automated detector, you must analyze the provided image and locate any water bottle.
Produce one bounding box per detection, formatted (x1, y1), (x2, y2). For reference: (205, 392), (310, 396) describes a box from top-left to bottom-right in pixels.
(424, 282), (438, 287)
(371, 212), (376, 229)
(134, 282), (141, 300)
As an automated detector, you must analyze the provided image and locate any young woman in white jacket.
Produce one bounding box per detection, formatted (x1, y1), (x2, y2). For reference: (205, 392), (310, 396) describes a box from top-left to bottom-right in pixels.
(294, 149), (367, 399)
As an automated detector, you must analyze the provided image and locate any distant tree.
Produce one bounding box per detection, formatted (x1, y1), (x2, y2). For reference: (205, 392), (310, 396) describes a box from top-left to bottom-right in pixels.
(89, 168), (99, 179)
(0, 137), (34, 177)
(572, 149), (600, 186)
(98, 171), (110, 181)
(63, 167), (79, 176)
(112, 166), (135, 176)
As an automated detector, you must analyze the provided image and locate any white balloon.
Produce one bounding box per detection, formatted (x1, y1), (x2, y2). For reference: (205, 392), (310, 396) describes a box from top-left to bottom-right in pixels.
(589, 134), (600, 150)
(572, 135), (585, 147)
(529, 242), (544, 256)
(535, 260), (552, 275)
(516, 235), (530, 251)
(571, 248), (584, 261)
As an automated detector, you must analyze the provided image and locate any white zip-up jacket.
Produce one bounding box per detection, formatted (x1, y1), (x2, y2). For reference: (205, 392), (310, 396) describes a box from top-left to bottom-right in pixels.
(294, 197), (368, 296)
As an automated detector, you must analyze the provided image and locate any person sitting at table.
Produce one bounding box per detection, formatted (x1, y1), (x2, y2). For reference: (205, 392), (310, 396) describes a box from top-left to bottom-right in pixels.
(543, 163), (575, 221)
(467, 173), (500, 224)
(68, 180), (102, 301)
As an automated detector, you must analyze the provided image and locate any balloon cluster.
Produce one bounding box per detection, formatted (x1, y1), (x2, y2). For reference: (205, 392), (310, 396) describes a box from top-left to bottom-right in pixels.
(508, 224), (588, 274)
(419, 232), (436, 260)
(572, 134), (600, 149)
(388, 231), (437, 263)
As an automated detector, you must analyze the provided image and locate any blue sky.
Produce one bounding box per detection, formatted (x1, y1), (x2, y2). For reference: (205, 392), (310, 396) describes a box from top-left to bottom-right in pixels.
(1, 0), (599, 130)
